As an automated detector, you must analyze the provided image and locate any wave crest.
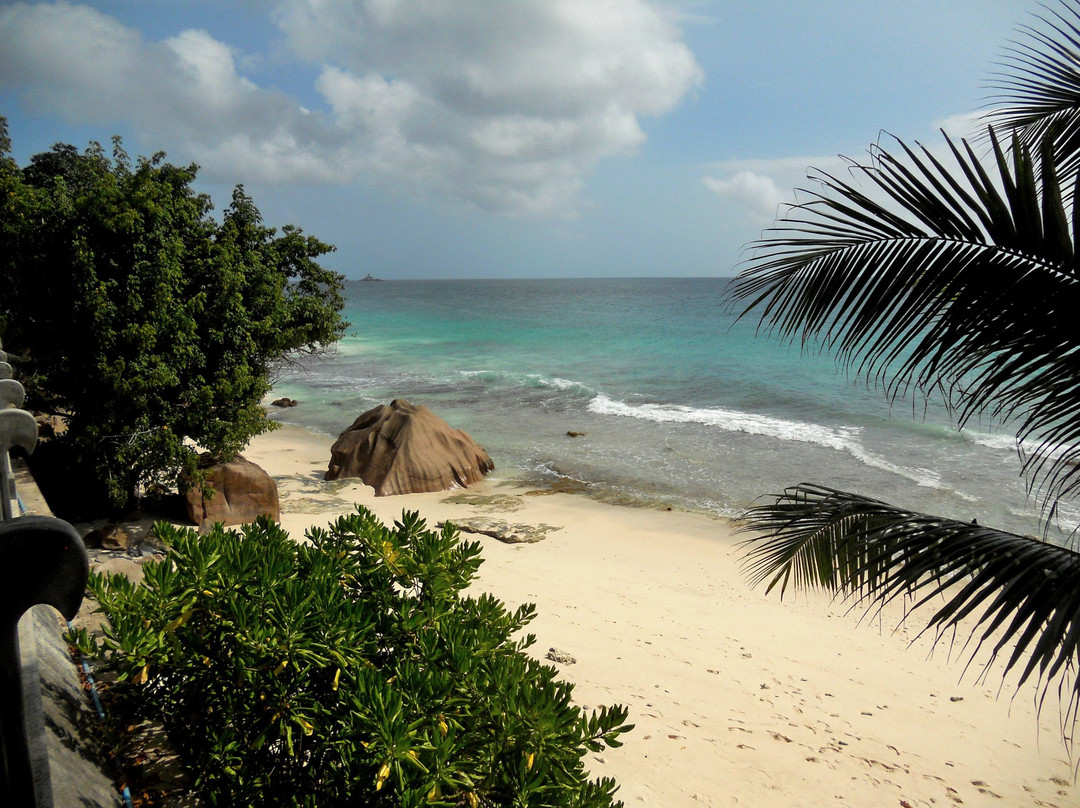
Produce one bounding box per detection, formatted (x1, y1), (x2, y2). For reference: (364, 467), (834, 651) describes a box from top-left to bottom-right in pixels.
(587, 394), (940, 488)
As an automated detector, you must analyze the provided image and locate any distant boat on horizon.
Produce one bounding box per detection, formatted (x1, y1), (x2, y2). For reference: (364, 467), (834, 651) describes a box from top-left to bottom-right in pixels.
(360, 273), (382, 282)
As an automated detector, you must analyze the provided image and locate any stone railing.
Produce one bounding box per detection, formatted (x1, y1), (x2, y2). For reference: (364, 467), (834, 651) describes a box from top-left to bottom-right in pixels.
(0, 343), (120, 807)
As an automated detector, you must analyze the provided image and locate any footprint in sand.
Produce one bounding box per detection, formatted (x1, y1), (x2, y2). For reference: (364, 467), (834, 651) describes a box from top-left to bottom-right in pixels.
(971, 780), (1003, 798)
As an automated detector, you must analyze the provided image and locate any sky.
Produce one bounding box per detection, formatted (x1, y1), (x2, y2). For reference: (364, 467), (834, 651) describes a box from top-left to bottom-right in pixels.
(0, 0), (1039, 280)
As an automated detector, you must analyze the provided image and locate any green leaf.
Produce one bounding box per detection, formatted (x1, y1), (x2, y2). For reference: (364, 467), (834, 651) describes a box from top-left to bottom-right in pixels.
(738, 484), (1080, 724)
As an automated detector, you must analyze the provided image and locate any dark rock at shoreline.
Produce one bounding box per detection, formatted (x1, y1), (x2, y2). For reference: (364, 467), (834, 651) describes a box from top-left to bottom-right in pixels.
(271, 397), (299, 407)
(566, 431), (586, 437)
(325, 399), (493, 495)
(184, 453), (280, 527)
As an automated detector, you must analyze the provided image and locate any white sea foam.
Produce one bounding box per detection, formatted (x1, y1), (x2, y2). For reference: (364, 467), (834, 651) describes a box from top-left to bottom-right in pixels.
(587, 394), (941, 488)
(963, 429), (1022, 453)
(1050, 502), (1080, 536)
(458, 370), (593, 394)
(961, 427), (1076, 463)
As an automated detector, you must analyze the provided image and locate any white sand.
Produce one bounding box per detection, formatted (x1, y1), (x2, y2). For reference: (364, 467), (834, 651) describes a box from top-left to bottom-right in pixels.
(241, 424), (1076, 807)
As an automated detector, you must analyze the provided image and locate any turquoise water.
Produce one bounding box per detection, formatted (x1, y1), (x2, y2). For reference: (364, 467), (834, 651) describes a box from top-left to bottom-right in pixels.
(268, 277), (1072, 543)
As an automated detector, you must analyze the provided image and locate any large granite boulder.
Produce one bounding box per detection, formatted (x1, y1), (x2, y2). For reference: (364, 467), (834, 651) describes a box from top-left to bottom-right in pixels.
(185, 454), (280, 527)
(326, 399), (493, 495)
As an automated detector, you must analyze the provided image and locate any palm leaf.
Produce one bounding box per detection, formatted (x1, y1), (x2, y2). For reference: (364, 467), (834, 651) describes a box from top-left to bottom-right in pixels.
(739, 484), (1080, 723)
(727, 129), (1080, 516)
(986, 0), (1080, 188)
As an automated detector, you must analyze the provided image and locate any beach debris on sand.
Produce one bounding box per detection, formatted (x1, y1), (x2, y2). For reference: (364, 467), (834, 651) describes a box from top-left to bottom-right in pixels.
(545, 648), (577, 665)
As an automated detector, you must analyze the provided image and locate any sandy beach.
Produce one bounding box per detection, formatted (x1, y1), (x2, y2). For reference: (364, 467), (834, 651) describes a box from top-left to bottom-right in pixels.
(224, 423), (1076, 807)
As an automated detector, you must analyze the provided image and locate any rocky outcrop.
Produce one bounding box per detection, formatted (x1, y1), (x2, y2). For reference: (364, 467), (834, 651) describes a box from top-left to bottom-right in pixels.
(184, 454), (280, 527)
(325, 399), (493, 495)
(442, 517), (557, 544)
(271, 397), (298, 407)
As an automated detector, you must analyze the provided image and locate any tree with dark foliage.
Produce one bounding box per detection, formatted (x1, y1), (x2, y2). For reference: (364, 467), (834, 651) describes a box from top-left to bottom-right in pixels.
(0, 122), (346, 512)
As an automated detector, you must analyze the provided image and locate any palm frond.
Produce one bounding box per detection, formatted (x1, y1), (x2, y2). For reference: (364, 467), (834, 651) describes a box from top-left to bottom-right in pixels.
(738, 484), (1080, 722)
(985, 0), (1080, 186)
(726, 129), (1080, 515)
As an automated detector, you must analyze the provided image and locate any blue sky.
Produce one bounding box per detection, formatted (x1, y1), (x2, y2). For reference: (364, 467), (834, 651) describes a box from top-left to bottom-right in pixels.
(0, 0), (1034, 280)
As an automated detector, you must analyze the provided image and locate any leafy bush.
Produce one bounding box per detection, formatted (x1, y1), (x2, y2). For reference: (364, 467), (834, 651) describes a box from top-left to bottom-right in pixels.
(71, 509), (631, 807)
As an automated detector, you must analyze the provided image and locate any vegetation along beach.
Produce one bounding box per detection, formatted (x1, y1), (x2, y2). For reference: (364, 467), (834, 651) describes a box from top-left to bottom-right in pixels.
(5, 0), (1080, 806)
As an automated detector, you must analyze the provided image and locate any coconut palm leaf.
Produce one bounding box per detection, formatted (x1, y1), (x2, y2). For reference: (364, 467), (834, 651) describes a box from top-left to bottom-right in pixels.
(727, 129), (1080, 515)
(986, 0), (1080, 189)
(726, 0), (1080, 744)
(739, 484), (1080, 722)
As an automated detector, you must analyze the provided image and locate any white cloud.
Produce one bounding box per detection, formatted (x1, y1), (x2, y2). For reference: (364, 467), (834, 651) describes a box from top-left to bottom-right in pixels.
(0, 2), (338, 181)
(703, 122), (1019, 246)
(702, 154), (844, 226)
(0, 0), (703, 218)
(288, 0), (702, 216)
(703, 171), (787, 223)
(935, 110), (986, 141)
(0, 1), (146, 121)
(165, 29), (256, 109)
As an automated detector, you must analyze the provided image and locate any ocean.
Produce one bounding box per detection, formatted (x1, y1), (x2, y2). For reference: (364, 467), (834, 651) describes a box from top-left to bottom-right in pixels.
(267, 277), (1074, 544)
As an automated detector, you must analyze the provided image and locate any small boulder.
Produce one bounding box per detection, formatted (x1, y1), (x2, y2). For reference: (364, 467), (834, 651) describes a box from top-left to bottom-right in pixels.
(83, 524), (134, 551)
(91, 556), (146, 585)
(326, 399), (493, 495)
(184, 454), (280, 527)
(271, 397), (299, 408)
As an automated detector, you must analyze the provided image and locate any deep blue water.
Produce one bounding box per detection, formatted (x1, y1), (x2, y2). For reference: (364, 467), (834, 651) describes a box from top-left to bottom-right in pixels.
(268, 277), (1072, 543)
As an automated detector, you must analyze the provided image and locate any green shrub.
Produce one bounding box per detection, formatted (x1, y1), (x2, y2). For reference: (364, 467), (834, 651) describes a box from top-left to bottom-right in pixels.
(71, 508), (632, 807)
